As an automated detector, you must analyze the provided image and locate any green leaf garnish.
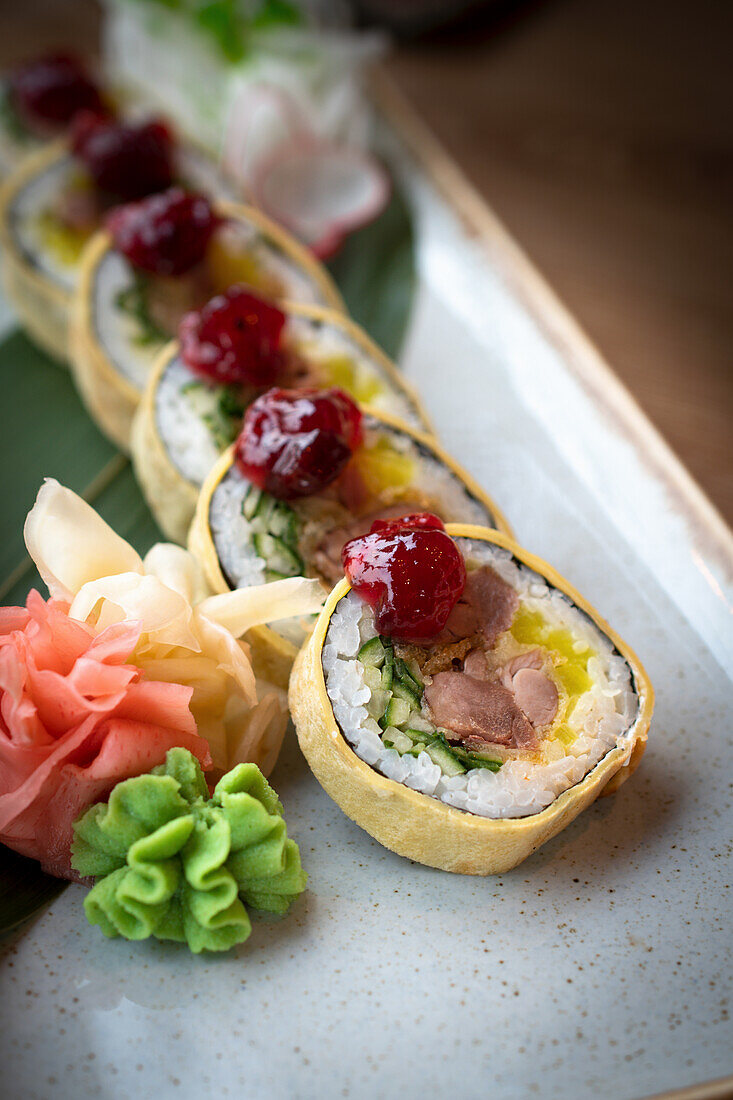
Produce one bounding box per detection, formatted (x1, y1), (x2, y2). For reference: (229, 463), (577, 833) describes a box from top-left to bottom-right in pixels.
(115, 272), (168, 347)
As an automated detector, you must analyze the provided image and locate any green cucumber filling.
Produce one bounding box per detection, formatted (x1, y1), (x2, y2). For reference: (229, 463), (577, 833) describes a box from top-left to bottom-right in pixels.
(115, 272), (168, 347)
(242, 484), (304, 583)
(183, 380), (244, 451)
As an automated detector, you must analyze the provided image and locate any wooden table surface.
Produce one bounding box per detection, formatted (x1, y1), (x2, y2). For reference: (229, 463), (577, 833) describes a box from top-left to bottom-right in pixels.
(3, 0), (732, 522)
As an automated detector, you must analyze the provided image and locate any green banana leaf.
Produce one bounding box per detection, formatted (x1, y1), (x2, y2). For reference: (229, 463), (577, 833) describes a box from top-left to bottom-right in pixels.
(0, 182), (415, 932)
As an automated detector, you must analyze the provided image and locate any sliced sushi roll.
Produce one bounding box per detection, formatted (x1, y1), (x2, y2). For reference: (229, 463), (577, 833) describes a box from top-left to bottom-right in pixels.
(132, 297), (430, 543)
(290, 518), (653, 875)
(0, 116), (235, 362)
(189, 388), (510, 687)
(70, 189), (343, 452)
(0, 53), (106, 181)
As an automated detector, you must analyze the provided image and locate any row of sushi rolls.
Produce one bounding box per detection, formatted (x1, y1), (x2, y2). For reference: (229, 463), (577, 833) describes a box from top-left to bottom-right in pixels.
(0, 48), (653, 953)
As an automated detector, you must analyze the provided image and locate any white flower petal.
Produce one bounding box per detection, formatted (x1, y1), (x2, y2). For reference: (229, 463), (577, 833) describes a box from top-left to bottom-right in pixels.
(24, 479), (142, 601)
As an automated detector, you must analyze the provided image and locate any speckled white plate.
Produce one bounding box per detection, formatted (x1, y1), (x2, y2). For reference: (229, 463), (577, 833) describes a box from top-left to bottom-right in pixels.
(1, 88), (731, 1100)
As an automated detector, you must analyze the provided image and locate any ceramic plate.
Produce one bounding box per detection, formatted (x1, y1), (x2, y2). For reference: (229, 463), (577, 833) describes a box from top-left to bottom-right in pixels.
(1, 90), (731, 1100)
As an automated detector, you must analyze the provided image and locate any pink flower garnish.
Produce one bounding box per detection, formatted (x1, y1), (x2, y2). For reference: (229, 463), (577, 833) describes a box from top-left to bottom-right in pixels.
(0, 590), (210, 880)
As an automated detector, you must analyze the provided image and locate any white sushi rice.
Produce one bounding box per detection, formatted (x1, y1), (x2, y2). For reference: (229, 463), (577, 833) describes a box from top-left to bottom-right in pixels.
(323, 538), (640, 819)
(156, 319), (425, 486)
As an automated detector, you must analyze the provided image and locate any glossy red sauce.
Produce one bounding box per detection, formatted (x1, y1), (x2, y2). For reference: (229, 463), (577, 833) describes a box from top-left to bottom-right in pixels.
(342, 513), (466, 642)
(235, 387), (363, 499)
(106, 187), (220, 276)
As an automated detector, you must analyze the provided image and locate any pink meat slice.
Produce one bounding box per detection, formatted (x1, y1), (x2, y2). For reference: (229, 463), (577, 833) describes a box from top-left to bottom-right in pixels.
(497, 649), (558, 728)
(498, 648), (543, 686)
(510, 668), (558, 727)
(462, 648), (489, 680)
(437, 566), (519, 646)
(424, 672), (538, 749)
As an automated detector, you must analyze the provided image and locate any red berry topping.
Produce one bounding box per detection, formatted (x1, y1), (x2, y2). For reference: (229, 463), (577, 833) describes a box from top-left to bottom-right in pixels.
(8, 54), (103, 135)
(369, 512), (446, 535)
(180, 287), (286, 387)
(342, 514), (466, 643)
(106, 187), (220, 276)
(235, 387), (363, 500)
(70, 112), (174, 201)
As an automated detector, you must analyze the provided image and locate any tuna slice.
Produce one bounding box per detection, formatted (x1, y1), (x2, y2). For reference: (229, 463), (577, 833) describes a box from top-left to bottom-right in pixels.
(437, 566), (519, 646)
(424, 672), (539, 749)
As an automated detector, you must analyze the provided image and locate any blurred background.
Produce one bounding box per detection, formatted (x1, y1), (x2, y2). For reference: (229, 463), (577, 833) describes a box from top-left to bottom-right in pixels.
(1, 0), (731, 522)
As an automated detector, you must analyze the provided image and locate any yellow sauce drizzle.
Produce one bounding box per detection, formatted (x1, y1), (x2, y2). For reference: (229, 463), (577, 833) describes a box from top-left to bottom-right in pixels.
(351, 437), (416, 498)
(205, 233), (283, 298)
(35, 210), (90, 266)
(509, 607), (594, 746)
(316, 354), (383, 405)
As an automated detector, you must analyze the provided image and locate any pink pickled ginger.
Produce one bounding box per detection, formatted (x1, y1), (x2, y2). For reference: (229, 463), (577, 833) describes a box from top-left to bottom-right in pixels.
(0, 591), (210, 880)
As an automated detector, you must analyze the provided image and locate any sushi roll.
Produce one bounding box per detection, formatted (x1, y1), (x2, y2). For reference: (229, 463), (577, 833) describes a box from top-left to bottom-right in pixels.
(70, 190), (343, 452)
(189, 388), (511, 687)
(132, 297), (430, 543)
(289, 519), (653, 875)
(0, 53), (106, 181)
(0, 115), (235, 362)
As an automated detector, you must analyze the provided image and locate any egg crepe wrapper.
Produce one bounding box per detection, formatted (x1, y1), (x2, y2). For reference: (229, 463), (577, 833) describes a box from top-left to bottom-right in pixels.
(132, 305), (434, 544)
(70, 203), (345, 452)
(288, 524), (653, 876)
(188, 427), (513, 691)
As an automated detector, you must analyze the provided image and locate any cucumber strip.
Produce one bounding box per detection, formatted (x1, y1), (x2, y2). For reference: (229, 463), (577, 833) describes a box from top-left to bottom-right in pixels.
(362, 665), (383, 692)
(366, 688), (390, 721)
(425, 741), (466, 777)
(436, 733), (503, 772)
(392, 679), (422, 710)
(242, 485), (263, 520)
(402, 728), (433, 745)
(358, 636), (386, 668)
(394, 657), (423, 694)
(264, 569), (291, 583)
(250, 496), (277, 533)
(379, 697), (410, 730)
(269, 507), (290, 539)
(386, 730), (413, 755)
